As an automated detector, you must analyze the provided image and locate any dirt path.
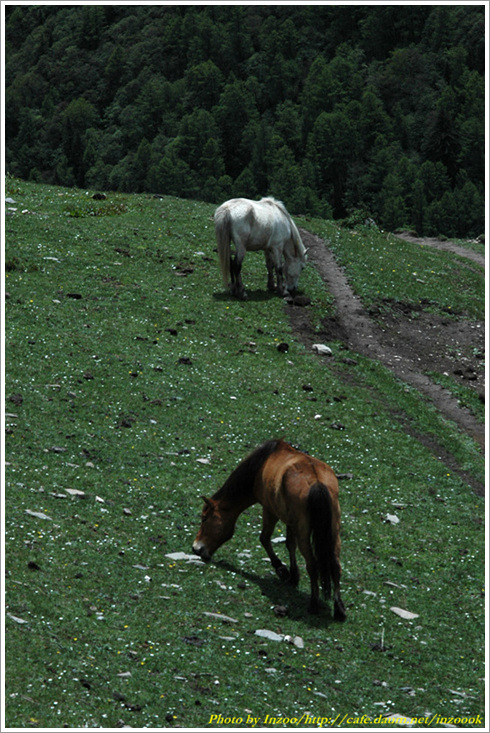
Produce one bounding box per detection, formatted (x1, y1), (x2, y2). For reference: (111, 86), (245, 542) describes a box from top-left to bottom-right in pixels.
(288, 229), (485, 493)
(395, 231), (485, 267)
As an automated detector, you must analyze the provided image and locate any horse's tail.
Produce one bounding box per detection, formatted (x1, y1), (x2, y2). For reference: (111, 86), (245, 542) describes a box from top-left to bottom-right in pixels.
(214, 206), (232, 287)
(307, 482), (339, 600)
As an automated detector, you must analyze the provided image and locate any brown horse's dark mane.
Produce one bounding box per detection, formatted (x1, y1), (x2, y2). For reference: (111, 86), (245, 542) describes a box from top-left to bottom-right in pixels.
(212, 439), (280, 504)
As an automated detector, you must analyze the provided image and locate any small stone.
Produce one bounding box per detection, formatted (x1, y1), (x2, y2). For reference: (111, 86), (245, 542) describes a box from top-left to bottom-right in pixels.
(64, 488), (85, 497)
(390, 606), (419, 620)
(293, 636), (304, 649)
(312, 344), (332, 356)
(385, 514), (400, 525)
(165, 552), (196, 561)
(8, 614), (28, 624)
(273, 605), (288, 617)
(255, 629), (283, 642)
(25, 509), (53, 521)
(203, 611), (238, 624)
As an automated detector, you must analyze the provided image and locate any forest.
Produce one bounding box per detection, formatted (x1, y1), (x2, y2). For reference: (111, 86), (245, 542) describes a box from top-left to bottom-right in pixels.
(4, 4), (486, 237)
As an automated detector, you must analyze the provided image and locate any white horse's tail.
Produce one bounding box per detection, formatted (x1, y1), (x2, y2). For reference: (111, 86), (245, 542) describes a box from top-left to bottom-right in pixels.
(214, 206), (232, 287)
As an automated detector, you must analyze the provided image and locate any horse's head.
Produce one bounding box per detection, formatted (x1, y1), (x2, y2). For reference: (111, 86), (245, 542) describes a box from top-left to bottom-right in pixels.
(283, 232), (307, 292)
(285, 252), (307, 292)
(192, 496), (236, 561)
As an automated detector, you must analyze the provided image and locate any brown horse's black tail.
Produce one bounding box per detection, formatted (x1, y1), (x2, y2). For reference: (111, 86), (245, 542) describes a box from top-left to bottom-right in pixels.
(307, 482), (338, 600)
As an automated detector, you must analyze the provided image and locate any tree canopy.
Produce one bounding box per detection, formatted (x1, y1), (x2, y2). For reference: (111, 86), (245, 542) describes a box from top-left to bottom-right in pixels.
(5, 4), (485, 237)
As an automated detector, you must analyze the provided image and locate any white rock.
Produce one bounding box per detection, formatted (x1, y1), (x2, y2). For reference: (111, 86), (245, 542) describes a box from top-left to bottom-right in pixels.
(385, 513), (400, 524)
(203, 612), (238, 624)
(7, 613), (28, 624)
(255, 629), (283, 642)
(25, 509), (53, 521)
(390, 606), (419, 620)
(165, 552), (195, 561)
(312, 343), (333, 356)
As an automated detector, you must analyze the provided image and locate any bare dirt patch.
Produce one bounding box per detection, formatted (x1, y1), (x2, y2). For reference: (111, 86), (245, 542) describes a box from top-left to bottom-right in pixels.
(287, 229), (485, 493)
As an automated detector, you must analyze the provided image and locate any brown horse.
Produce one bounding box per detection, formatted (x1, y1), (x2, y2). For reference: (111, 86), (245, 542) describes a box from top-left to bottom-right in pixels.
(192, 439), (346, 620)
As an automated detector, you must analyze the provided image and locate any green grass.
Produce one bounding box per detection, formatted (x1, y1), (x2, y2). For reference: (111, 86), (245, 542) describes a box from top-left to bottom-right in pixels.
(297, 217), (485, 322)
(4, 180), (485, 728)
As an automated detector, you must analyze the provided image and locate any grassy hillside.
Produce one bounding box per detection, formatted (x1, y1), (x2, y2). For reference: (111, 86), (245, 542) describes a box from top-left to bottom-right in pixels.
(4, 180), (485, 728)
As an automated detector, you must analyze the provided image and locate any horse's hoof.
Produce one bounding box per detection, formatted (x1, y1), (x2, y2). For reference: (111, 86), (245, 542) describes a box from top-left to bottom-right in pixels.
(276, 565), (290, 582)
(288, 569), (300, 587)
(334, 600), (347, 621)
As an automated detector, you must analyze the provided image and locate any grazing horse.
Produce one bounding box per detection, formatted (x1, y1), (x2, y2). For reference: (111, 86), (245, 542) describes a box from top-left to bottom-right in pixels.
(192, 439), (346, 620)
(214, 197), (307, 299)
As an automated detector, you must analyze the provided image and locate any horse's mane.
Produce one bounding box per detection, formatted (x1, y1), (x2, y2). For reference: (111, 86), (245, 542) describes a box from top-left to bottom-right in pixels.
(259, 196), (287, 214)
(259, 197), (306, 260)
(213, 439), (280, 503)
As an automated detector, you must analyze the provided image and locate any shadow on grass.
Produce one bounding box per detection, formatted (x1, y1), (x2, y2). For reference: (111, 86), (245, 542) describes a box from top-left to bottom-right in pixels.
(212, 289), (282, 303)
(216, 559), (338, 628)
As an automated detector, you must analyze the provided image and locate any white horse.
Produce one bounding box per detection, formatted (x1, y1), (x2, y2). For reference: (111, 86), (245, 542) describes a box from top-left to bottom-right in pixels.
(214, 197), (307, 299)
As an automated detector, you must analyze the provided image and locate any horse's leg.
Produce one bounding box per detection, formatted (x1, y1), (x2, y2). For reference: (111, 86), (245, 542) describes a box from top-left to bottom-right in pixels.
(230, 254), (240, 297)
(260, 509), (290, 581)
(268, 246), (288, 296)
(297, 534), (320, 613)
(264, 251), (275, 291)
(276, 264), (287, 297)
(286, 526), (300, 586)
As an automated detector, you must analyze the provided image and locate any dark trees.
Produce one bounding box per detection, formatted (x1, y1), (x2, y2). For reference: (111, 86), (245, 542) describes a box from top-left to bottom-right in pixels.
(5, 4), (485, 236)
